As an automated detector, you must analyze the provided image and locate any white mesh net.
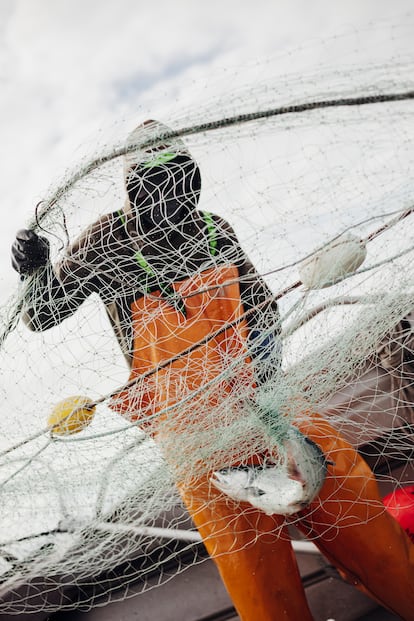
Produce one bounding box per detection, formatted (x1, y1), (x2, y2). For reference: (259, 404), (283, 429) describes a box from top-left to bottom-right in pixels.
(1, 20), (414, 616)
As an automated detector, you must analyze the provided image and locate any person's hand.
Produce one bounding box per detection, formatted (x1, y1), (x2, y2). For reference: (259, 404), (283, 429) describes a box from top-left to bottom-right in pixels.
(11, 229), (50, 275)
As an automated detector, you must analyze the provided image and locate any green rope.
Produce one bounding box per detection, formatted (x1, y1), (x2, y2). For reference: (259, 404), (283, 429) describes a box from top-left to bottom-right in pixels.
(204, 211), (217, 257)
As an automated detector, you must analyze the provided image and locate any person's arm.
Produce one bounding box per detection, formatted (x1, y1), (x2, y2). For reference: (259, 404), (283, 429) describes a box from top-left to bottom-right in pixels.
(215, 216), (282, 383)
(23, 257), (97, 332)
(12, 226), (98, 332)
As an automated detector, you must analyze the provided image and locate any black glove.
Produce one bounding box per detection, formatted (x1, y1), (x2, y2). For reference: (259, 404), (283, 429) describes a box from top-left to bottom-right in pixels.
(11, 229), (50, 275)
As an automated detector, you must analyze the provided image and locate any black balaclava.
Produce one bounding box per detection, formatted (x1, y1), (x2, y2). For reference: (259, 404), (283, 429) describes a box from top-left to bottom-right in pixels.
(124, 121), (201, 235)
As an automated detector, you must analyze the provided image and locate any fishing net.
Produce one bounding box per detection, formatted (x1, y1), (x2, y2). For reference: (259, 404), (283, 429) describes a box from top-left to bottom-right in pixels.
(1, 19), (414, 616)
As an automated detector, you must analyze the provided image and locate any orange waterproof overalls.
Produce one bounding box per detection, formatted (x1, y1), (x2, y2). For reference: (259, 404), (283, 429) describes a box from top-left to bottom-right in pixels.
(112, 252), (414, 620)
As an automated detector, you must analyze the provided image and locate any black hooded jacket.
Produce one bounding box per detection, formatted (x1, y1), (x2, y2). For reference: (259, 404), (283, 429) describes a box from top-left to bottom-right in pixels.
(22, 122), (280, 370)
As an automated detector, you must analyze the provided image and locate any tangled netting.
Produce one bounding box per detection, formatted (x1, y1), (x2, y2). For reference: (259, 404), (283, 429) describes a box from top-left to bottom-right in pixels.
(1, 20), (414, 616)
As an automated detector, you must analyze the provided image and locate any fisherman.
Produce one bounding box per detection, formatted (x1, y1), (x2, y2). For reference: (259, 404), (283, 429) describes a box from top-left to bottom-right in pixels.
(12, 121), (414, 620)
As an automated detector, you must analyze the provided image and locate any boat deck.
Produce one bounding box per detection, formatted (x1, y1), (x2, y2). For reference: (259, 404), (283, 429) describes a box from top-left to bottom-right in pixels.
(1, 437), (412, 621)
(48, 537), (401, 621)
(46, 448), (412, 621)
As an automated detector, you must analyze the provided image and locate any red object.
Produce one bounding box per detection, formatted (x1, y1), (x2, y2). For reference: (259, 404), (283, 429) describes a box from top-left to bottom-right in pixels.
(383, 485), (414, 543)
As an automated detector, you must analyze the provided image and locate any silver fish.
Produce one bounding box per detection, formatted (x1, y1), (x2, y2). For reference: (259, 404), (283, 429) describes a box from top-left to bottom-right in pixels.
(210, 428), (328, 516)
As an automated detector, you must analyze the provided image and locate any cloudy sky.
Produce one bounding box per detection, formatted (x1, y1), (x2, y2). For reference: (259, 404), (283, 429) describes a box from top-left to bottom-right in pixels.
(0, 0), (413, 288)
